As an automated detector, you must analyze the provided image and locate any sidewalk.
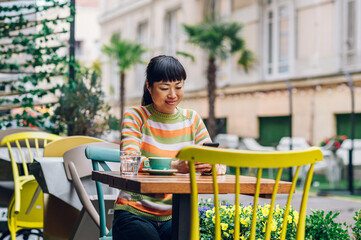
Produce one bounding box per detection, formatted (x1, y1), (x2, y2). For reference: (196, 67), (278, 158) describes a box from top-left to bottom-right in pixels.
(202, 192), (361, 225)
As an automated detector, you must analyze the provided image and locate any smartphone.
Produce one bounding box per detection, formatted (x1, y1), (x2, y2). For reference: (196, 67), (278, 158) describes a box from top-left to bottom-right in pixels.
(202, 142), (219, 148)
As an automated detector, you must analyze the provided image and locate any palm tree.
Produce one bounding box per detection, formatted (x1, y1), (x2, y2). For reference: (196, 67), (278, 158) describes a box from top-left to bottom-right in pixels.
(102, 33), (147, 120)
(183, 20), (254, 139)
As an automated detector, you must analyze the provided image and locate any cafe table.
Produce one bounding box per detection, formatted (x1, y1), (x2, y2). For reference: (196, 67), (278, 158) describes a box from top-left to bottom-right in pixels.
(92, 171), (292, 240)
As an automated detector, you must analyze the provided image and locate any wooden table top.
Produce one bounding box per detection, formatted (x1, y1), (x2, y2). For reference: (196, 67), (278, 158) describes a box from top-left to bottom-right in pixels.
(92, 171), (292, 195)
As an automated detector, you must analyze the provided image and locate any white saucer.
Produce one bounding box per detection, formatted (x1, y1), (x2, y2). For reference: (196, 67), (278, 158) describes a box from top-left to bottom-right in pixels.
(143, 168), (178, 175)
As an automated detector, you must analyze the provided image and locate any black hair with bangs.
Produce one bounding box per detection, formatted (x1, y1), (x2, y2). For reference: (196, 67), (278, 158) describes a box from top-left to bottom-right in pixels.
(141, 55), (187, 106)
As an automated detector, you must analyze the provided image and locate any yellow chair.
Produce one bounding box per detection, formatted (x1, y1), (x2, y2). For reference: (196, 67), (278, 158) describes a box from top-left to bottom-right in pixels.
(40, 136), (105, 240)
(176, 146), (323, 240)
(43, 135), (105, 157)
(0, 131), (61, 240)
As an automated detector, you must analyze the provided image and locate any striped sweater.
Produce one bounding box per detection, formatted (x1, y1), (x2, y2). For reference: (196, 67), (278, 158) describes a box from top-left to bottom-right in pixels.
(115, 104), (215, 221)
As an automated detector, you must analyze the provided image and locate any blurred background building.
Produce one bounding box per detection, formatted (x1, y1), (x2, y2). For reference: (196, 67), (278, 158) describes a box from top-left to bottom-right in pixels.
(98, 0), (361, 147)
(74, 0), (101, 66)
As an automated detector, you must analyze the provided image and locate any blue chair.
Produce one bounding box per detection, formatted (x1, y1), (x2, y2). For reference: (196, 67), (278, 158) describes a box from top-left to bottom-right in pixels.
(85, 146), (120, 240)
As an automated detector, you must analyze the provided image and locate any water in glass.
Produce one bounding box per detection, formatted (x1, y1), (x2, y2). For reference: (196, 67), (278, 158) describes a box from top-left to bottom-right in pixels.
(120, 151), (141, 176)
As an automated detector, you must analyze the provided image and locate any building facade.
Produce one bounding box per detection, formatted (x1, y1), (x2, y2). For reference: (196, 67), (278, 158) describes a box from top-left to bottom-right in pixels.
(74, 0), (101, 66)
(99, 0), (361, 146)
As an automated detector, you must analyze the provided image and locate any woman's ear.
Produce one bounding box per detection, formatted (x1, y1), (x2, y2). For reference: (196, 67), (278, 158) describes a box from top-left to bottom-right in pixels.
(146, 81), (151, 94)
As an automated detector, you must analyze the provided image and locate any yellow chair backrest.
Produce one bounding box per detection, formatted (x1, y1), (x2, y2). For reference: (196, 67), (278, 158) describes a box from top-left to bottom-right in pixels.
(0, 127), (40, 145)
(43, 135), (105, 157)
(176, 146), (323, 240)
(1, 131), (61, 178)
(0, 131), (61, 236)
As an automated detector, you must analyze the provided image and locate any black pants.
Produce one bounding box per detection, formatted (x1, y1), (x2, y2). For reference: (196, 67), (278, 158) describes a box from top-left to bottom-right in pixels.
(112, 210), (172, 240)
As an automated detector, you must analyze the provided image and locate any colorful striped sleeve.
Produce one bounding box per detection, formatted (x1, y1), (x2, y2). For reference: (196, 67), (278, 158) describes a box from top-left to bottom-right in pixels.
(120, 107), (144, 152)
(120, 107), (150, 171)
(191, 110), (211, 145)
(189, 110), (226, 175)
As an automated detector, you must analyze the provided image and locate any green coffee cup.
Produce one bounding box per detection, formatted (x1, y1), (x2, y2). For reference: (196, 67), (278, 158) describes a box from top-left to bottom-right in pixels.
(144, 157), (172, 170)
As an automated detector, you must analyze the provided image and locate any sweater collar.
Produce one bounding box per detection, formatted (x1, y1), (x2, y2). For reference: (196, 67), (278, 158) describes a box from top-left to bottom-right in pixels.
(147, 104), (181, 120)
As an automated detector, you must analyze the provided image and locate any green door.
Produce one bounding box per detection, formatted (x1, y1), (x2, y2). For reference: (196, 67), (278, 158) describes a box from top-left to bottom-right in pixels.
(259, 116), (290, 146)
(336, 113), (361, 138)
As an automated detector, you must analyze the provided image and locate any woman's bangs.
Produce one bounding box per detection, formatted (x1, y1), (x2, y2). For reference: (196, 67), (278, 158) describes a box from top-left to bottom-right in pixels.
(153, 60), (186, 82)
(162, 66), (186, 82)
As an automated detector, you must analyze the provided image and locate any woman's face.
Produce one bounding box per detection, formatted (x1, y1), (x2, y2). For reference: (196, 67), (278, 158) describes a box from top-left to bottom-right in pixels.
(147, 80), (184, 114)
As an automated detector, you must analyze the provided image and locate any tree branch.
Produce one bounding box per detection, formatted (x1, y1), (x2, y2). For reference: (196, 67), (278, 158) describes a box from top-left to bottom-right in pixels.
(0, 31), (68, 46)
(0, 100), (57, 111)
(0, 1), (69, 21)
(0, 44), (66, 55)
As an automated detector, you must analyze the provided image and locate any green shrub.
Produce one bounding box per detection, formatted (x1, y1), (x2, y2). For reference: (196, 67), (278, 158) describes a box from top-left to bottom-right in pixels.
(198, 199), (298, 240)
(352, 209), (361, 240)
(305, 210), (349, 240)
(49, 62), (111, 136)
(199, 200), (355, 240)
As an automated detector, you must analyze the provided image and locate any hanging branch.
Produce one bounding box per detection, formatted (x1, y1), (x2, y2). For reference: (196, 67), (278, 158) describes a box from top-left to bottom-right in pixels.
(0, 44), (66, 56)
(0, 30), (68, 45)
(0, 1), (69, 21)
(0, 55), (67, 70)
(0, 16), (70, 28)
(0, 100), (58, 111)
(0, 84), (60, 97)
(0, 18), (70, 37)
(0, 86), (60, 106)
(0, 0), (69, 13)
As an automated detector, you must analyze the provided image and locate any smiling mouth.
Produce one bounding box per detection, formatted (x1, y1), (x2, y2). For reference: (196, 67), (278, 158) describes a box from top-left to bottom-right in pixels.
(166, 101), (177, 105)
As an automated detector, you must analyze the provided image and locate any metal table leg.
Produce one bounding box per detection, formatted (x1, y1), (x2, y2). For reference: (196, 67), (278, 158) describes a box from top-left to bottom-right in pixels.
(172, 194), (190, 240)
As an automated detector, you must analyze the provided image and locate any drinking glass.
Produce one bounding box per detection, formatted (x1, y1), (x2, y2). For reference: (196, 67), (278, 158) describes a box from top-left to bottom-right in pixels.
(120, 151), (141, 176)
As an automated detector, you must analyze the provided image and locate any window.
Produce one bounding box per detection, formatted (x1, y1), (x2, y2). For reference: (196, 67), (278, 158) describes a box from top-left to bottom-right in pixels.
(259, 116), (290, 146)
(94, 39), (100, 55)
(342, 0), (361, 69)
(136, 21), (149, 91)
(264, 0), (294, 80)
(219, 0), (231, 18)
(164, 9), (181, 56)
(336, 113), (361, 139)
(75, 40), (84, 56)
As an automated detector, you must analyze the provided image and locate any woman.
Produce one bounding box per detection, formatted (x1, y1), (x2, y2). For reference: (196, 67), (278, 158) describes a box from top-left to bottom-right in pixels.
(112, 55), (226, 240)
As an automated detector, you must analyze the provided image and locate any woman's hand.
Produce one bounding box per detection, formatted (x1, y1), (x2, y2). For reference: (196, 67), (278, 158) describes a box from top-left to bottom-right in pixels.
(171, 160), (212, 173)
(195, 162), (212, 173)
(171, 159), (189, 173)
